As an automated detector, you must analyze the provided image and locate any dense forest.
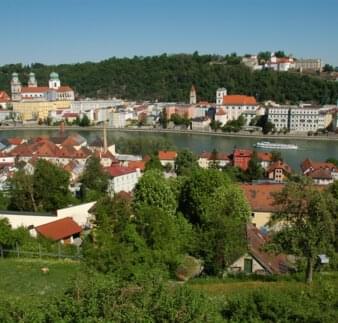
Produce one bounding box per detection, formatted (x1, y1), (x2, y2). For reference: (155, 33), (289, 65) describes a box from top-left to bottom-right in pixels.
(1, 53), (338, 104)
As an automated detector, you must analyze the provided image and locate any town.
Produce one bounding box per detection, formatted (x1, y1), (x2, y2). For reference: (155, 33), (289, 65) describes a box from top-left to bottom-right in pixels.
(1, 0), (338, 319)
(0, 56), (338, 136)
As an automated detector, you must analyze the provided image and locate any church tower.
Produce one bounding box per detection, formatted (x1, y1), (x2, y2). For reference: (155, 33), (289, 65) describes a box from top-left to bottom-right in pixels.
(189, 85), (197, 104)
(11, 72), (22, 101)
(216, 87), (227, 106)
(49, 72), (61, 89)
(28, 72), (37, 87)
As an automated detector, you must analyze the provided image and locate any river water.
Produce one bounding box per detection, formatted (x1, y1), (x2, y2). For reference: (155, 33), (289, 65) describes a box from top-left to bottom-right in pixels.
(1, 129), (338, 171)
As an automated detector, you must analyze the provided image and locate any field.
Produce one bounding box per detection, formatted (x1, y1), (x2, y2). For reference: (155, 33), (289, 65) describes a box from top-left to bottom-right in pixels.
(0, 258), (81, 305)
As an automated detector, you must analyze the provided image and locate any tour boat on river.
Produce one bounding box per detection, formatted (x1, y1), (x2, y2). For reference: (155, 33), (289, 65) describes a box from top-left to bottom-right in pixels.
(254, 141), (298, 150)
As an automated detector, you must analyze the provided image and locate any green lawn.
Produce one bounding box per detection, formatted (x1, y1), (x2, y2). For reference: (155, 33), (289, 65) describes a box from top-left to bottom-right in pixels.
(0, 258), (81, 304)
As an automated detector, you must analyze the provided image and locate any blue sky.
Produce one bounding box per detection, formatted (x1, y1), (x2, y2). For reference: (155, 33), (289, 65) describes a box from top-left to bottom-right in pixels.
(1, 0), (338, 65)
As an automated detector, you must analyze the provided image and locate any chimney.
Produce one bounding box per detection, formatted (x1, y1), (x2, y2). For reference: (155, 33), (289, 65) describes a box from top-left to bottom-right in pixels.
(60, 120), (65, 136)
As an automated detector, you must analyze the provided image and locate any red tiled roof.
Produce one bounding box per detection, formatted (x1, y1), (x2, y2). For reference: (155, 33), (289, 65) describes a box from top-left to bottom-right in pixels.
(223, 95), (257, 105)
(158, 150), (177, 160)
(0, 91), (10, 102)
(301, 158), (337, 173)
(256, 152), (272, 162)
(63, 113), (78, 118)
(268, 161), (292, 174)
(128, 160), (146, 171)
(247, 224), (289, 274)
(35, 217), (81, 241)
(199, 151), (230, 161)
(240, 183), (285, 212)
(21, 86), (49, 93)
(105, 165), (136, 177)
(7, 137), (23, 145)
(57, 86), (73, 92)
(216, 109), (226, 116)
(307, 168), (332, 180)
(233, 149), (253, 158)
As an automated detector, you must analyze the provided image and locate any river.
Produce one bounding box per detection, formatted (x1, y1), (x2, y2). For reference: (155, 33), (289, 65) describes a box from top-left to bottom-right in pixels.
(1, 128), (338, 171)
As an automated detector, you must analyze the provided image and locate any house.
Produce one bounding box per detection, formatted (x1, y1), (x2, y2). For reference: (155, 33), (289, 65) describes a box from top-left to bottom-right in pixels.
(240, 183), (285, 229)
(228, 224), (289, 275)
(256, 152), (273, 170)
(191, 116), (210, 130)
(301, 158), (338, 185)
(267, 161), (292, 182)
(33, 217), (82, 245)
(214, 108), (228, 125)
(106, 165), (141, 194)
(158, 150), (177, 168)
(0, 91), (10, 109)
(216, 88), (260, 125)
(232, 149), (253, 171)
(198, 151), (230, 169)
(165, 105), (195, 119)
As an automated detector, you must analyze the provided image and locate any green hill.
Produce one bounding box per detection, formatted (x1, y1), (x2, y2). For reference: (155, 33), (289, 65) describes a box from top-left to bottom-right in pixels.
(1, 53), (338, 103)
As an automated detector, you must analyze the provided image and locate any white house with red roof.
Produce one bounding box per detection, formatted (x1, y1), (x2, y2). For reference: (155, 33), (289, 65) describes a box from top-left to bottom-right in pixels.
(158, 150), (177, 168)
(198, 151), (230, 169)
(106, 165), (141, 195)
(301, 158), (338, 185)
(216, 88), (261, 125)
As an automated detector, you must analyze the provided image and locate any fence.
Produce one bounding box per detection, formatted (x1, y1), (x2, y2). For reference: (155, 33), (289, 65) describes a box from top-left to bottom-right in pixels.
(0, 243), (82, 261)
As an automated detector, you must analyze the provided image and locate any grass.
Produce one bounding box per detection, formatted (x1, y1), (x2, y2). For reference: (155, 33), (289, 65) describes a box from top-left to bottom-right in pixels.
(0, 258), (81, 305)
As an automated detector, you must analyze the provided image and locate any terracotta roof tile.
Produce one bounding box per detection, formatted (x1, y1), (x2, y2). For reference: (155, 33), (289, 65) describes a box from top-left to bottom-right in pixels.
(158, 150), (177, 160)
(105, 165), (136, 177)
(35, 217), (81, 241)
(223, 95), (257, 105)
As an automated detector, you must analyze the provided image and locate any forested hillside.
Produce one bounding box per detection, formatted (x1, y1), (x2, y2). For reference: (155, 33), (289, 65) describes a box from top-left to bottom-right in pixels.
(1, 53), (338, 103)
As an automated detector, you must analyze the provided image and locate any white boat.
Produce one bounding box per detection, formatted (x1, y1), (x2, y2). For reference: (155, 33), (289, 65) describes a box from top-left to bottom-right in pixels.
(254, 141), (298, 150)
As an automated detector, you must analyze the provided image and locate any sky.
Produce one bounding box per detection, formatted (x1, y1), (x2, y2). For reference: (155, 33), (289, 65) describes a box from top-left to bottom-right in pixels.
(1, 0), (338, 66)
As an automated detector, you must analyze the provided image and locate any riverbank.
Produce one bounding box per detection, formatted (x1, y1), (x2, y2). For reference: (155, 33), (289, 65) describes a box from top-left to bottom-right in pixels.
(1, 125), (338, 142)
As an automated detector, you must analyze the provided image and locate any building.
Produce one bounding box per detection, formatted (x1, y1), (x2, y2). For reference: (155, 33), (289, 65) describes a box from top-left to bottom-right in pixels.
(33, 217), (82, 244)
(295, 58), (322, 71)
(240, 183), (285, 229)
(165, 104), (195, 119)
(11, 72), (74, 102)
(267, 161), (292, 182)
(233, 149), (252, 171)
(228, 224), (289, 275)
(109, 111), (127, 128)
(191, 116), (210, 130)
(264, 54), (295, 71)
(13, 100), (71, 121)
(189, 85), (197, 105)
(214, 108), (228, 125)
(198, 151), (230, 168)
(267, 106), (290, 131)
(256, 152), (273, 170)
(217, 89), (260, 125)
(268, 105), (334, 132)
(289, 106), (333, 132)
(106, 165), (141, 194)
(0, 91), (10, 109)
(158, 150), (177, 168)
(301, 158), (338, 185)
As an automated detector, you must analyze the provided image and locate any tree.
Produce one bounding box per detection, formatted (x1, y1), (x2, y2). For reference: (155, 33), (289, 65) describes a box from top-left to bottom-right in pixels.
(257, 51), (271, 63)
(198, 185), (250, 275)
(136, 206), (193, 271)
(8, 170), (37, 211)
(159, 109), (168, 129)
(134, 170), (177, 215)
(80, 156), (109, 200)
(274, 50), (286, 58)
(79, 114), (90, 127)
(326, 158), (338, 167)
(144, 154), (163, 171)
(271, 150), (283, 162)
(179, 168), (230, 224)
(269, 180), (336, 284)
(323, 64), (334, 72)
(210, 120), (222, 132)
(33, 159), (74, 211)
(245, 151), (264, 181)
(175, 149), (198, 176)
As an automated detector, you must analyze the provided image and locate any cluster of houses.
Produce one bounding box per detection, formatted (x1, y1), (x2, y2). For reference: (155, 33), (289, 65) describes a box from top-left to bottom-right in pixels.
(1, 71), (337, 134)
(0, 132), (336, 275)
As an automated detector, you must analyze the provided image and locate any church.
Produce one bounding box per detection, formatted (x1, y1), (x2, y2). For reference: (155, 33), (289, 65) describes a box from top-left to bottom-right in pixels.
(11, 72), (75, 102)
